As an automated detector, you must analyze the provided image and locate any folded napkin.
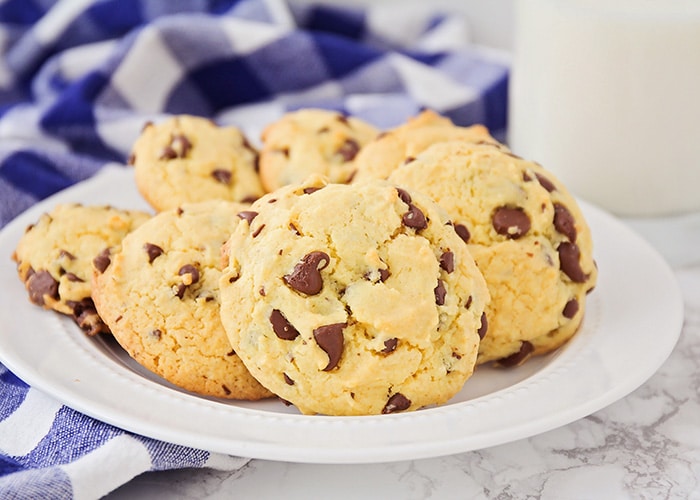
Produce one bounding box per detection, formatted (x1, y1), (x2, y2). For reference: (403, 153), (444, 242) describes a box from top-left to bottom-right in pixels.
(0, 0), (508, 497)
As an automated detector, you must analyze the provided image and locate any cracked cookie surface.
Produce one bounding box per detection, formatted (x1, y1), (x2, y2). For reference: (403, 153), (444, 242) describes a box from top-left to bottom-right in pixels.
(389, 141), (597, 366)
(219, 175), (489, 415)
(131, 115), (264, 211)
(92, 200), (272, 400)
(12, 203), (150, 336)
(258, 108), (379, 192)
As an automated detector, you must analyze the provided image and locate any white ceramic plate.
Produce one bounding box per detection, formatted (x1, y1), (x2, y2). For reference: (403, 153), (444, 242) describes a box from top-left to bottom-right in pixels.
(0, 166), (683, 464)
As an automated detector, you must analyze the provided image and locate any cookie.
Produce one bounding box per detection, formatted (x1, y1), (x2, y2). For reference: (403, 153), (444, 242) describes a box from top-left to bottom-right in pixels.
(258, 109), (379, 192)
(131, 115), (264, 211)
(218, 175), (489, 415)
(388, 141), (597, 366)
(92, 200), (272, 400)
(12, 203), (150, 336)
(352, 109), (501, 182)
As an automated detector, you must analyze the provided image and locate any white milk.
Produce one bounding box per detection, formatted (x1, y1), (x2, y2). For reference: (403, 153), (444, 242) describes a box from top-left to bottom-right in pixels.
(508, 0), (700, 216)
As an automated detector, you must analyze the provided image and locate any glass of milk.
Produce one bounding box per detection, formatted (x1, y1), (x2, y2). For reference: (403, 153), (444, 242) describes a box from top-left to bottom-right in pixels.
(508, 0), (700, 216)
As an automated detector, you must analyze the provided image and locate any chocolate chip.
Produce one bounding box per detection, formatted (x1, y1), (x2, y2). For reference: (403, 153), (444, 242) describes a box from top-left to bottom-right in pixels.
(402, 204), (427, 230)
(535, 173), (556, 192)
(283, 373), (295, 385)
(434, 279), (446, 306)
(226, 349), (235, 356)
(492, 207), (530, 239)
(93, 248), (111, 274)
(553, 203), (577, 243)
(237, 211), (258, 224)
(365, 267), (390, 283)
(178, 264), (200, 285)
(336, 114), (350, 125)
(144, 243), (164, 264)
(173, 283), (187, 299)
(379, 268), (390, 282)
(465, 295), (473, 309)
(303, 186), (322, 195)
(270, 309), (299, 340)
(171, 134), (192, 157)
(563, 298), (579, 318)
(454, 223), (470, 243)
(381, 338), (398, 354)
(241, 195), (259, 204)
(75, 312), (106, 336)
(283, 251), (330, 295)
(211, 169), (232, 185)
(222, 384), (231, 396)
(313, 323), (346, 371)
(252, 224), (265, 238)
(150, 329), (162, 340)
(440, 251), (454, 273)
(64, 273), (84, 283)
(403, 156), (415, 165)
(67, 297), (104, 336)
(396, 188), (412, 204)
(382, 393), (411, 414)
(498, 341), (534, 367)
(477, 312), (488, 339)
(558, 242), (588, 283)
(159, 146), (177, 160)
(523, 172), (533, 182)
(26, 270), (58, 306)
(159, 134), (192, 160)
(59, 249), (76, 260)
(66, 297), (97, 316)
(276, 147), (290, 158)
(336, 139), (360, 162)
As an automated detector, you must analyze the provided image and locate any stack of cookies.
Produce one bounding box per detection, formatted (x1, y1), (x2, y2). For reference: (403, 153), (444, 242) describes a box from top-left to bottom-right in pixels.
(12, 109), (597, 416)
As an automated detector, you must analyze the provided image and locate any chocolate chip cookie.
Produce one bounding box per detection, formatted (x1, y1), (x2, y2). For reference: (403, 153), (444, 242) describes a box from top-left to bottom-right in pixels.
(218, 175), (489, 415)
(352, 109), (501, 183)
(258, 109), (379, 192)
(389, 141), (597, 366)
(12, 203), (150, 335)
(92, 200), (272, 400)
(131, 115), (264, 211)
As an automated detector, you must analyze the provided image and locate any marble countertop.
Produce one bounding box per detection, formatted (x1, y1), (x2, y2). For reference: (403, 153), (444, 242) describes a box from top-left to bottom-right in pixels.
(103, 214), (700, 499)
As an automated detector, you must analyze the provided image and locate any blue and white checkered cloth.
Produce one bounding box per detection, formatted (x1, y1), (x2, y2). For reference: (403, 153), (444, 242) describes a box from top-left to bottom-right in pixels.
(0, 1), (508, 497)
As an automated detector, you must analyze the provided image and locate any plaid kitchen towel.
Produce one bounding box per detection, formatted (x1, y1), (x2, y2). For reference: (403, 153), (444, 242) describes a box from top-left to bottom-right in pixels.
(0, 0), (508, 498)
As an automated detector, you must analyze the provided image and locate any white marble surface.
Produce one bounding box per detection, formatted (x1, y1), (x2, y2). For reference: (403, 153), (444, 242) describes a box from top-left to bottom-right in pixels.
(104, 217), (700, 499)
